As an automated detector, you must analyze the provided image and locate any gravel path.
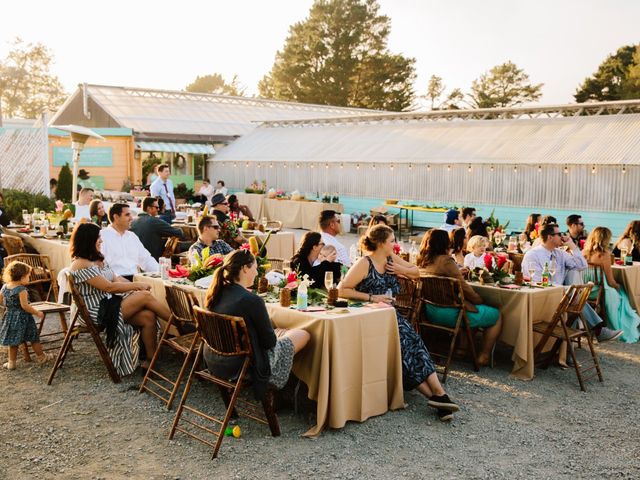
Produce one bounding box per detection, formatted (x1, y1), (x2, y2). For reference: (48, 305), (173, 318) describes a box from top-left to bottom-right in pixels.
(2, 336), (639, 480)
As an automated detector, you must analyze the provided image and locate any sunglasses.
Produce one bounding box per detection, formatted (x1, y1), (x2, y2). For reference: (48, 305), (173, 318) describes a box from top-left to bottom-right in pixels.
(210, 225), (221, 230)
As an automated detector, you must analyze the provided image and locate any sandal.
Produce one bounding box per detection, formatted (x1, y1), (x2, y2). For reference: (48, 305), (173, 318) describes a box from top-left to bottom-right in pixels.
(36, 353), (53, 364)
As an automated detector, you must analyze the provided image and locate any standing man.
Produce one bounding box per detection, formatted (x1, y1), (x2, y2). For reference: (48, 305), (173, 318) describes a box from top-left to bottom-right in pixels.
(131, 197), (184, 261)
(150, 164), (176, 223)
(101, 203), (159, 280)
(210, 193), (246, 248)
(566, 214), (587, 248)
(318, 210), (351, 267)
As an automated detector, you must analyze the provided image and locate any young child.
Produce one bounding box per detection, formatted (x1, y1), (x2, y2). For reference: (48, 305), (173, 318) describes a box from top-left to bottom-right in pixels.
(464, 235), (490, 270)
(317, 244), (337, 263)
(0, 260), (50, 370)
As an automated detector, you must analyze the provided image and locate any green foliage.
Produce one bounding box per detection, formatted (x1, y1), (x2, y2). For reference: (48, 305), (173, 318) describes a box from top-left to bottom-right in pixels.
(258, 0), (416, 111)
(468, 61), (543, 108)
(121, 177), (132, 193)
(57, 163), (73, 202)
(142, 156), (161, 185)
(575, 44), (640, 102)
(174, 182), (194, 199)
(0, 37), (66, 119)
(0, 189), (55, 219)
(185, 73), (245, 96)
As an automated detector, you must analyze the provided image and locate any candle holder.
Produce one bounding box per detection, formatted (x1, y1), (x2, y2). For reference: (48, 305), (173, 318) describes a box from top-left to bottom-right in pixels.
(327, 287), (339, 306)
(280, 287), (291, 307)
(258, 276), (269, 293)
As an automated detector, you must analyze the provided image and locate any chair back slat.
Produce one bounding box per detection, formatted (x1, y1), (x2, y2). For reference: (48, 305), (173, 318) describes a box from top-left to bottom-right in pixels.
(0, 236), (26, 256)
(395, 276), (417, 311)
(66, 272), (96, 330)
(560, 284), (593, 315)
(162, 237), (180, 258)
(582, 264), (604, 289)
(5, 253), (58, 300)
(192, 306), (252, 357)
(418, 275), (465, 308)
(267, 258), (286, 273)
(165, 284), (199, 328)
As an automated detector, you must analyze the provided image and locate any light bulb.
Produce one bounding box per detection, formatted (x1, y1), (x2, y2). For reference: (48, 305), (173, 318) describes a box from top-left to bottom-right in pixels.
(468, 165), (472, 173)
(591, 166), (596, 174)
(356, 163), (360, 170)
(490, 165), (494, 172)
(390, 164), (394, 171)
(447, 165), (451, 172)
(514, 166), (518, 173)
(564, 166), (568, 174)
(538, 165), (541, 173)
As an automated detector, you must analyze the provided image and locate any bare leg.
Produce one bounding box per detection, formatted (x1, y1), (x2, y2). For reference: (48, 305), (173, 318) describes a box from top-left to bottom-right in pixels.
(124, 309), (157, 364)
(21, 342), (32, 362)
(4, 346), (18, 369)
(416, 372), (446, 399)
(478, 315), (503, 366)
(31, 342), (45, 357)
(278, 328), (310, 354)
(121, 291), (171, 322)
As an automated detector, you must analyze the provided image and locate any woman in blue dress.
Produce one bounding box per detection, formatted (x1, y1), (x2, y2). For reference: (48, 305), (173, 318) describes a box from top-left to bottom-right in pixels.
(338, 225), (460, 421)
(583, 227), (640, 343)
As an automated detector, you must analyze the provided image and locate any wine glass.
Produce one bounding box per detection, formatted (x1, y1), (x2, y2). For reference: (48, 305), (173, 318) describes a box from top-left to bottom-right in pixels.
(324, 271), (334, 291)
(22, 209), (29, 225)
(526, 261), (536, 283)
(548, 259), (557, 279)
(494, 232), (503, 247)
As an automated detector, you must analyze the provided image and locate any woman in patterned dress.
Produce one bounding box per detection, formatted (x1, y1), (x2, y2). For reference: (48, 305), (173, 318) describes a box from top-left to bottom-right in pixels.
(69, 223), (171, 376)
(338, 225), (460, 421)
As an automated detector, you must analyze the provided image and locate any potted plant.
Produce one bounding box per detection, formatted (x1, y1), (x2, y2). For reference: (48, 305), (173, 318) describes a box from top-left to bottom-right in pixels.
(174, 183), (194, 205)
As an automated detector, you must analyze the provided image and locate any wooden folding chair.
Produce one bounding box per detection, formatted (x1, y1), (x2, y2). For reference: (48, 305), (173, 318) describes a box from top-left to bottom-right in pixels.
(266, 258), (286, 273)
(47, 272), (120, 385)
(533, 284), (603, 392)
(0, 235), (26, 256)
(140, 285), (200, 409)
(583, 263), (605, 318)
(416, 275), (480, 382)
(395, 276), (418, 327)
(4, 253), (70, 356)
(169, 306), (280, 459)
(162, 237), (180, 258)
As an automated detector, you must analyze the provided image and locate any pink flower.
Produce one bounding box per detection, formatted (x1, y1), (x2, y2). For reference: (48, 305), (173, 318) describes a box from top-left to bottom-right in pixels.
(286, 271), (298, 283)
(55, 200), (64, 212)
(239, 243), (251, 251)
(285, 281), (298, 289)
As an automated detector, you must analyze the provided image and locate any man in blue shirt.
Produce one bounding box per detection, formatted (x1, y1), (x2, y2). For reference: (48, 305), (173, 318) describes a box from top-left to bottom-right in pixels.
(149, 164), (176, 223)
(188, 215), (234, 260)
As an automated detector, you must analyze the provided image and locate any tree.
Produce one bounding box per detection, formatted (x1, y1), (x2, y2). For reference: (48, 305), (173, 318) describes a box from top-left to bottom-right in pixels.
(419, 75), (464, 110)
(258, 0), (416, 111)
(424, 75), (445, 109)
(185, 73), (245, 96)
(468, 61), (543, 108)
(0, 37), (66, 119)
(57, 163), (72, 202)
(574, 44), (640, 102)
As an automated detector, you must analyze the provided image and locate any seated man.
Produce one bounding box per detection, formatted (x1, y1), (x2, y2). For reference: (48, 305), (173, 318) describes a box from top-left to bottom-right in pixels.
(440, 209), (462, 232)
(566, 214), (587, 247)
(131, 196), (184, 260)
(228, 194), (254, 221)
(522, 222), (622, 342)
(188, 215), (234, 259)
(211, 193), (246, 248)
(73, 187), (94, 220)
(461, 207), (476, 229)
(100, 203), (159, 280)
(318, 210), (350, 267)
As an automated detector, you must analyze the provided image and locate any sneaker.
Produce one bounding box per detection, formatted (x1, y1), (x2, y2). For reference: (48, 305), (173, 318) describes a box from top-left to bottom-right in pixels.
(437, 409), (454, 422)
(596, 327), (623, 343)
(3, 361), (16, 370)
(427, 394), (459, 412)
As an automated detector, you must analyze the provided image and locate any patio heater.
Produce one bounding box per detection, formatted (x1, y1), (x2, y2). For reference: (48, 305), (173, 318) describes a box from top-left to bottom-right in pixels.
(52, 125), (104, 202)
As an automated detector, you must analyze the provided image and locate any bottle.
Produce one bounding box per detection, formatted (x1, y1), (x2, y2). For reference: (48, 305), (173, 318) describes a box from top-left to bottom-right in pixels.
(541, 262), (550, 287)
(409, 241), (418, 264)
(297, 281), (308, 310)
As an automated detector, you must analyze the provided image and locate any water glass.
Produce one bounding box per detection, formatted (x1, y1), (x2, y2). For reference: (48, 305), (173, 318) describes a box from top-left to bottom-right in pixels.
(159, 257), (171, 280)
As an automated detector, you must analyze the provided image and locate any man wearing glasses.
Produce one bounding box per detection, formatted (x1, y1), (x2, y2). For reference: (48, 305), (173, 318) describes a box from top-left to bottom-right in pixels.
(130, 196), (184, 260)
(318, 210), (351, 267)
(211, 193), (246, 248)
(188, 215), (234, 259)
(566, 214), (587, 248)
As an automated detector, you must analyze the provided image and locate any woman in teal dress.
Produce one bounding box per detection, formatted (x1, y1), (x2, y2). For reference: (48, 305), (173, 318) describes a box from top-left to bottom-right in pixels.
(583, 227), (640, 343)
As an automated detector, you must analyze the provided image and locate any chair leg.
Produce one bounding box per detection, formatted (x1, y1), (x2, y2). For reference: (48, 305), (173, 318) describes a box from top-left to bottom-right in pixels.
(170, 345), (203, 440)
(584, 335), (604, 382)
(441, 327), (458, 383)
(140, 322), (172, 399)
(87, 326), (120, 384)
(47, 313), (79, 385)
(212, 360), (250, 459)
(261, 389), (281, 437)
(567, 343), (586, 392)
(464, 321), (480, 372)
(167, 335), (200, 410)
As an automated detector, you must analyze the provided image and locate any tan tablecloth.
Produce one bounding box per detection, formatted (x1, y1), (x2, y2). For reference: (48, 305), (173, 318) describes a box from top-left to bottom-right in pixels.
(471, 284), (565, 380)
(234, 193), (264, 220)
(612, 263), (640, 312)
(262, 199), (344, 230)
(3, 229), (71, 273)
(134, 275), (405, 437)
(246, 231), (296, 260)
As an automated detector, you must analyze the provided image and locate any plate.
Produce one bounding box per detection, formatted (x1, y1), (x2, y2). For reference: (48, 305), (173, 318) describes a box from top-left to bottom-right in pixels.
(31, 233), (45, 238)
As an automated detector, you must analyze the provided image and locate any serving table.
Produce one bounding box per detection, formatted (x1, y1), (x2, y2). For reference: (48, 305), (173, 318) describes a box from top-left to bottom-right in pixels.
(612, 262), (640, 312)
(262, 199), (344, 230)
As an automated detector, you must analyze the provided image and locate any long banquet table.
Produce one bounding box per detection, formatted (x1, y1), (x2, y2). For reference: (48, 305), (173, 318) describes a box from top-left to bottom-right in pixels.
(612, 262), (640, 312)
(262, 199), (344, 230)
(234, 193), (265, 220)
(469, 282), (565, 380)
(134, 274), (404, 437)
(3, 228), (71, 273)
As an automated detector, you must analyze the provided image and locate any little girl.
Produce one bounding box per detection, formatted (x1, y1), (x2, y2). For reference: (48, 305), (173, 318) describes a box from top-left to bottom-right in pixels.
(464, 235), (490, 270)
(0, 260), (50, 370)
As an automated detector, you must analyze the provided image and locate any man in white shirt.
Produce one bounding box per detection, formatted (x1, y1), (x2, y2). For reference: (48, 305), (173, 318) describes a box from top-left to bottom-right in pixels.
(101, 203), (159, 280)
(318, 210), (351, 267)
(440, 209), (462, 232)
(149, 164), (176, 222)
(214, 180), (228, 197)
(523, 222), (621, 342)
(73, 187), (94, 220)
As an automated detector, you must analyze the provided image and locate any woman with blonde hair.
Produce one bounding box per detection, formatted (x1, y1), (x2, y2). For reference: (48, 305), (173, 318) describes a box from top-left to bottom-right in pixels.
(612, 220), (640, 262)
(583, 227), (640, 343)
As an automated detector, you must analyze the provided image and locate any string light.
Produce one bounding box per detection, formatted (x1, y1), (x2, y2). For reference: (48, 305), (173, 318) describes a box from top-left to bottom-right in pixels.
(622, 165), (626, 174)
(296, 163), (300, 169)
(245, 162), (249, 168)
(409, 163), (412, 170)
(513, 165), (518, 173)
(563, 165), (568, 174)
(538, 165), (541, 173)
(356, 163), (360, 170)
(310, 163), (314, 169)
(490, 164), (494, 172)
(325, 163), (329, 169)
(256, 163), (260, 168)
(591, 165), (596, 174)
(233, 162), (237, 168)
(269, 163), (273, 168)
(447, 165), (451, 172)
(427, 164), (431, 172)
(283, 163), (287, 169)
(390, 164), (394, 171)
(372, 164), (376, 170)
(467, 164), (472, 173)
(340, 163), (344, 169)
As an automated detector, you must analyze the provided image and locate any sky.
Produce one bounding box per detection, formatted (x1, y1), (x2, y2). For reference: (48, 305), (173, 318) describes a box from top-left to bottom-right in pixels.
(2, 0), (639, 106)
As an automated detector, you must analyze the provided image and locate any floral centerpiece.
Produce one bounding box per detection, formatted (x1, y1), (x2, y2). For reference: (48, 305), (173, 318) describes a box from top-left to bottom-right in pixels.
(184, 247), (224, 282)
(470, 253), (511, 284)
(273, 270), (327, 305)
(245, 180), (267, 194)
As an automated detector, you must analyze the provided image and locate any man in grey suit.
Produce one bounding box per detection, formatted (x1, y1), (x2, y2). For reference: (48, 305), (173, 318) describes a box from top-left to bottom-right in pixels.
(131, 196), (184, 260)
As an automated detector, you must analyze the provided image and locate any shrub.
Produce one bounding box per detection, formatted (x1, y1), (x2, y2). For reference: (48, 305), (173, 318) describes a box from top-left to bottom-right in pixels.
(57, 163), (73, 202)
(121, 177), (132, 193)
(1, 189), (55, 220)
(174, 182), (194, 199)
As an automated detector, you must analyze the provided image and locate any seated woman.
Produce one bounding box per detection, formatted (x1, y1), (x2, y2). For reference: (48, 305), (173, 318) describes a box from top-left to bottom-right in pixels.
(612, 220), (640, 262)
(203, 250), (310, 399)
(417, 229), (502, 366)
(466, 216), (489, 240)
(523, 213), (541, 243)
(89, 199), (109, 226)
(464, 235), (490, 270)
(290, 232), (341, 288)
(450, 227), (467, 268)
(338, 225), (459, 421)
(583, 227), (640, 343)
(69, 223), (171, 375)
(368, 214), (388, 229)
(228, 194), (255, 222)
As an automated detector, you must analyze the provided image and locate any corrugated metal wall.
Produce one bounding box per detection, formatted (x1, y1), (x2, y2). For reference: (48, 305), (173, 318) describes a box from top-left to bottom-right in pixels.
(0, 126), (49, 194)
(212, 162), (639, 212)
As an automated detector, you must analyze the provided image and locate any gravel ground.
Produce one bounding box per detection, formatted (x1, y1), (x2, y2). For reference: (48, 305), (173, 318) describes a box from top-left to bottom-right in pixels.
(1, 334), (639, 480)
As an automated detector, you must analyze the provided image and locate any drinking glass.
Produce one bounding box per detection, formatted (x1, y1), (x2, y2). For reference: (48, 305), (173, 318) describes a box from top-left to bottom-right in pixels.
(508, 236), (518, 252)
(101, 221), (108, 229)
(526, 262), (536, 283)
(324, 271), (334, 290)
(494, 233), (503, 246)
(549, 259), (557, 278)
(22, 209), (29, 225)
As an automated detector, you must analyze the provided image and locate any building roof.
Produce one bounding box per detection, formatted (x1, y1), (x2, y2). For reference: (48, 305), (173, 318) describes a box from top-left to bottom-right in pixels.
(214, 109), (640, 166)
(49, 84), (379, 140)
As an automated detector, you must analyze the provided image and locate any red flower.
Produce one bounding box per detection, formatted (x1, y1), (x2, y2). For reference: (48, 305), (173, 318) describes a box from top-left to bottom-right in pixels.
(496, 253), (507, 270)
(579, 239), (586, 249)
(393, 243), (401, 255)
(483, 253), (494, 271)
(534, 222), (540, 233)
(239, 243), (251, 251)
(286, 271), (298, 283)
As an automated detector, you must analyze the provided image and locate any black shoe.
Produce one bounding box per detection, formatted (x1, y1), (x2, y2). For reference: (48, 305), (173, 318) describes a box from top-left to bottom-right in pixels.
(437, 409), (453, 422)
(427, 394), (459, 412)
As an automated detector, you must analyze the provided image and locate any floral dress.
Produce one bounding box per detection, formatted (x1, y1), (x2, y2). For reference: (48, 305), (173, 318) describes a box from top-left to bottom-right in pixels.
(0, 285), (39, 346)
(71, 265), (140, 377)
(356, 257), (436, 390)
